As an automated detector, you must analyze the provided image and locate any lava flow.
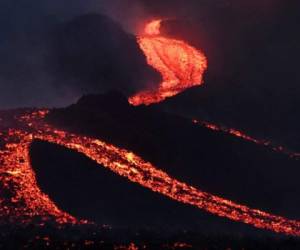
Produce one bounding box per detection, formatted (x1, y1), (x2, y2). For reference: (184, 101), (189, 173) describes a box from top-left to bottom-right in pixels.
(129, 20), (300, 160)
(0, 111), (78, 225)
(1, 19), (299, 238)
(129, 20), (208, 106)
(1, 110), (300, 236)
(193, 119), (300, 160)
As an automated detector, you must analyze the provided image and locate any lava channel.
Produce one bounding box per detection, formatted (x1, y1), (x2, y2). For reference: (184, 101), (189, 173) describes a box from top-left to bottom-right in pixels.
(0, 110), (300, 236)
(129, 20), (208, 106)
(130, 20), (300, 160)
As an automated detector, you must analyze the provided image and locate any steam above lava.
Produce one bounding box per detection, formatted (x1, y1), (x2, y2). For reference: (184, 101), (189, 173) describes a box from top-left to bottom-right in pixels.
(129, 20), (207, 106)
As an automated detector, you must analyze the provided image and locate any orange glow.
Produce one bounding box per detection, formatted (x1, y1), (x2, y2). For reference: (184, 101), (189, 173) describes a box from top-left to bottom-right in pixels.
(192, 119), (300, 160)
(0, 110), (300, 236)
(0, 111), (79, 225)
(144, 20), (162, 36)
(173, 242), (193, 249)
(129, 20), (207, 106)
(114, 243), (139, 250)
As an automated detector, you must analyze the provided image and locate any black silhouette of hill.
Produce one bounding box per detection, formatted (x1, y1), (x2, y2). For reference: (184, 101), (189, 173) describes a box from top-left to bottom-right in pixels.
(156, 83), (300, 152)
(0, 13), (160, 108)
(51, 13), (160, 96)
(31, 92), (300, 234)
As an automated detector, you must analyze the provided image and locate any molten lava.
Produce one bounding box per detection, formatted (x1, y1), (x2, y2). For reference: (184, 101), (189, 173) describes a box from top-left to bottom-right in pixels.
(192, 119), (300, 160)
(0, 19), (299, 238)
(144, 19), (161, 36)
(0, 110), (300, 236)
(129, 20), (207, 106)
(0, 111), (78, 226)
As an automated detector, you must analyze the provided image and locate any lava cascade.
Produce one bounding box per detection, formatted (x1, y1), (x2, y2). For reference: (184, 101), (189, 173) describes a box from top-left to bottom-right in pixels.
(0, 110), (300, 236)
(129, 20), (208, 106)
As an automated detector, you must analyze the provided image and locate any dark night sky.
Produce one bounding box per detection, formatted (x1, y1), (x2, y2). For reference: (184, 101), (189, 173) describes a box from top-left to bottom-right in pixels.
(0, 0), (299, 108)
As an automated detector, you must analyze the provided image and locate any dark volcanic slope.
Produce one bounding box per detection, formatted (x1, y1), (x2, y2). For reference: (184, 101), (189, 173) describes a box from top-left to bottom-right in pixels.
(156, 84), (300, 153)
(45, 93), (300, 223)
(30, 140), (263, 235)
(156, 9), (300, 151)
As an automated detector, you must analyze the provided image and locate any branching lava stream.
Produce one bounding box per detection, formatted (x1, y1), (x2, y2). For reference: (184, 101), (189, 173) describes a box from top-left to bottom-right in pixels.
(0, 110), (300, 236)
(0, 20), (300, 239)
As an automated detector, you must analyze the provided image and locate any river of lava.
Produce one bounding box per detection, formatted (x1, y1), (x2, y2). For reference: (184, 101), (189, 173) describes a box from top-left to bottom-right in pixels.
(129, 20), (299, 159)
(129, 20), (208, 106)
(1, 110), (300, 236)
(0, 111), (78, 225)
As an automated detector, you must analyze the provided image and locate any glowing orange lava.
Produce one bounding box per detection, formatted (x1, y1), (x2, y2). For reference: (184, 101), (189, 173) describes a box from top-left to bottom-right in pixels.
(129, 20), (207, 106)
(0, 110), (300, 236)
(192, 119), (300, 160)
(0, 111), (79, 225)
(0, 19), (298, 234)
(144, 19), (161, 36)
